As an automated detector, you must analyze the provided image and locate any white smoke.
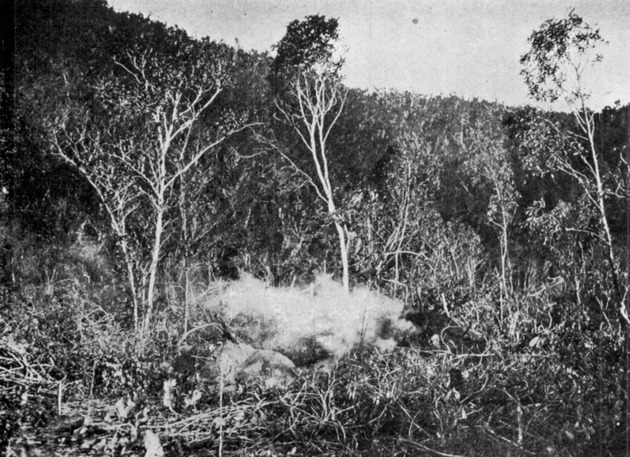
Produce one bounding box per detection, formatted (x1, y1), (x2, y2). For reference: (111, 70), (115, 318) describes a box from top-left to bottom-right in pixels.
(204, 274), (413, 363)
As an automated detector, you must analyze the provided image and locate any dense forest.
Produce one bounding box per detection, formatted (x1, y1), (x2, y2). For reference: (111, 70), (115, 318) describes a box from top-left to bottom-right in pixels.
(1, 1), (629, 456)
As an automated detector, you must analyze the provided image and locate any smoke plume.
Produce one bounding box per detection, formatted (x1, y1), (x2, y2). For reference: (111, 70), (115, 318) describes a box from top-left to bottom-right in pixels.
(204, 274), (413, 364)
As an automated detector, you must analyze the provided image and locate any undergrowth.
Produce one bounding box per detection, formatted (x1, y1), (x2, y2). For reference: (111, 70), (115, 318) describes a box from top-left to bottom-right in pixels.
(0, 235), (626, 456)
(1, 273), (626, 456)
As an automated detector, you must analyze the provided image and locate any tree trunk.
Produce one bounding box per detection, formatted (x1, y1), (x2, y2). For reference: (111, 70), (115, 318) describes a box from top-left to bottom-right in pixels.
(334, 219), (350, 293)
(183, 255), (190, 334)
(585, 113), (621, 300)
(119, 237), (140, 332)
(144, 204), (165, 332)
(499, 214), (511, 324)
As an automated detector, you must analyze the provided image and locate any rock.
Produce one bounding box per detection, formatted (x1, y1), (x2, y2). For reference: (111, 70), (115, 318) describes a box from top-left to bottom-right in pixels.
(143, 430), (164, 457)
(208, 341), (296, 390)
(239, 348), (296, 389)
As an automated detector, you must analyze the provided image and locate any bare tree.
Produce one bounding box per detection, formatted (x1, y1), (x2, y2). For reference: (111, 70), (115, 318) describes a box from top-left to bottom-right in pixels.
(50, 41), (249, 334)
(276, 70), (350, 291)
(50, 120), (143, 329)
(464, 122), (519, 321)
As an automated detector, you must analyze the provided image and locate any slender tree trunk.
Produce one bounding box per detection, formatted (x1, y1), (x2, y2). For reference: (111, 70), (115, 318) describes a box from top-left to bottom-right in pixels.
(393, 172), (411, 291)
(499, 214), (511, 324)
(120, 238), (140, 332)
(144, 202), (165, 332)
(183, 255), (190, 334)
(278, 72), (349, 292)
(326, 191), (350, 293)
(585, 109), (621, 299)
(144, 133), (170, 334)
(333, 220), (350, 292)
(178, 178), (191, 334)
(501, 207), (512, 291)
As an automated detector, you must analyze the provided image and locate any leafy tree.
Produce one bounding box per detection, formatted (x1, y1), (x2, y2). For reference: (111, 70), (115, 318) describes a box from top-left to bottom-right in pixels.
(272, 16), (351, 291)
(520, 11), (627, 324)
(270, 15), (342, 95)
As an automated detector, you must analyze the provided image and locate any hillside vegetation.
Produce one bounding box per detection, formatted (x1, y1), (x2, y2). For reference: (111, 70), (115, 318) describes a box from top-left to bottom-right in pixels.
(1, 1), (629, 455)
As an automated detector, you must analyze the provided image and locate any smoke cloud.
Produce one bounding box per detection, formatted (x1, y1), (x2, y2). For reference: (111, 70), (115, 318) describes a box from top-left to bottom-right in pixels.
(204, 274), (414, 364)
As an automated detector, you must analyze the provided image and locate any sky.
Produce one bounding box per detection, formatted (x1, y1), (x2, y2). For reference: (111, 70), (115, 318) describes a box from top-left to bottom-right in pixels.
(107, 0), (629, 110)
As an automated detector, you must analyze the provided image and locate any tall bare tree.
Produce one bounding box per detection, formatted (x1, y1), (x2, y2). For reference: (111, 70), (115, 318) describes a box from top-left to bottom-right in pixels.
(276, 69), (350, 291)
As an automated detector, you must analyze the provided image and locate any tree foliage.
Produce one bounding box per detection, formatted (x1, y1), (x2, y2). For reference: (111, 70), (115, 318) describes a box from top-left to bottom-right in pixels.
(521, 11), (627, 325)
(270, 15), (342, 94)
(520, 9), (606, 105)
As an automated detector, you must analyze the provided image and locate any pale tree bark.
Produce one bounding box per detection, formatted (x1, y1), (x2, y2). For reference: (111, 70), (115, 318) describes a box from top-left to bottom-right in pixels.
(118, 84), (238, 333)
(536, 112), (625, 324)
(493, 183), (516, 323)
(463, 124), (518, 324)
(51, 126), (143, 331)
(575, 93), (621, 299)
(174, 135), (226, 334)
(539, 82), (624, 318)
(276, 71), (350, 292)
(51, 48), (252, 336)
(521, 11), (628, 324)
(178, 179), (191, 335)
(380, 140), (415, 291)
(114, 51), (256, 333)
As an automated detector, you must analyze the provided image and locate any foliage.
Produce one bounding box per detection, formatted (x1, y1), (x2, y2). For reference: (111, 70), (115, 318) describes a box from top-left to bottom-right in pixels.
(270, 15), (342, 94)
(520, 11), (627, 327)
(520, 9), (606, 105)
